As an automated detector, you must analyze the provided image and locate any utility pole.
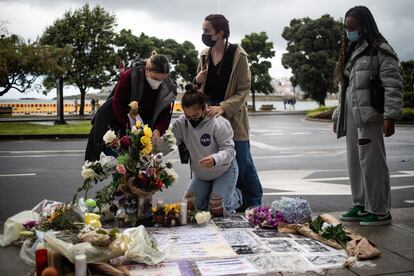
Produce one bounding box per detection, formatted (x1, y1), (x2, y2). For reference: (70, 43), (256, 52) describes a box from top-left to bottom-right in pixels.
(411, 70), (414, 108)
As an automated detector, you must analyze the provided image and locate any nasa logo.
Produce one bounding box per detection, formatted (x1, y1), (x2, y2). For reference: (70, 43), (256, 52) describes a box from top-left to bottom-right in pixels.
(200, 134), (211, 146)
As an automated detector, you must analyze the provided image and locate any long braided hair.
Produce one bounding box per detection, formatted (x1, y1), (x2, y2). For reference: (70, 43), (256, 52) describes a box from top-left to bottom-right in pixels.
(333, 6), (396, 86)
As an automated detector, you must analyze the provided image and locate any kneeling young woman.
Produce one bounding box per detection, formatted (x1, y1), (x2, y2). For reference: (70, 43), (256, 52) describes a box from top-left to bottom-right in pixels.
(172, 84), (242, 216)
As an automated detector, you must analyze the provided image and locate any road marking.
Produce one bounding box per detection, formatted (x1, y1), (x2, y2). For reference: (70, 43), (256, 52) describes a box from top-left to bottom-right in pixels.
(0, 154), (83, 158)
(0, 173), (36, 177)
(261, 170), (414, 196)
(250, 140), (282, 150)
(404, 200), (414, 204)
(0, 150), (84, 154)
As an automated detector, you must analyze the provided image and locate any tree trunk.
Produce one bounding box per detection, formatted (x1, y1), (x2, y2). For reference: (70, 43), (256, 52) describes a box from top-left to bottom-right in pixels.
(79, 87), (86, 115)
(252, 90), (256, 112)
(319, 98), (326, 107)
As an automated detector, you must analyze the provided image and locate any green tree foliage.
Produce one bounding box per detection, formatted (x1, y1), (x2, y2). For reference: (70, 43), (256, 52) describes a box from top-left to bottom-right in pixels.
(115, 29), (199, 82)
(0, 34), (70, 96)
(400, 60), (414, 108)
(40, 4), (117, 115)
(241, 32), (275, 111)
(282, 15), (342, 106)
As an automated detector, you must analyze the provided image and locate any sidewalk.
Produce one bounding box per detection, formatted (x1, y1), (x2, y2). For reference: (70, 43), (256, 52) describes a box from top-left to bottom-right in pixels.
(1, 207), (413, 275)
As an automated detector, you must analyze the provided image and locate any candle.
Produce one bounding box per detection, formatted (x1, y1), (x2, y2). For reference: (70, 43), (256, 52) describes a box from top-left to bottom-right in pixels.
(180, 202), (187, 225)
(75, 254), (87, 276)
(35, 248), (48, 276)
(157, 200), (164, 208)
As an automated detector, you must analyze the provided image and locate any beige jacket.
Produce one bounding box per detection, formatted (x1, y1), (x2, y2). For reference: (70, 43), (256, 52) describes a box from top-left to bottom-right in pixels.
(197, 45), (251, 141)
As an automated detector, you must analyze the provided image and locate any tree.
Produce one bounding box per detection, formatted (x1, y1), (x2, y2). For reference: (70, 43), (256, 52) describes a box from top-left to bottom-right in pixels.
(40, 4), (117, 115)
(241, 32), (275, 111)
(115, 30), (199, 82)
(400, 60), (414, 108)
(282, 15), (342, 106)
(0, 34), (70, 96)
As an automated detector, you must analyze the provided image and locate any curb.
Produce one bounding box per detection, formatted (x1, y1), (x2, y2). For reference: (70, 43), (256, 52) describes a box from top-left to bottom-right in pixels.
(0, 134), (89, 140)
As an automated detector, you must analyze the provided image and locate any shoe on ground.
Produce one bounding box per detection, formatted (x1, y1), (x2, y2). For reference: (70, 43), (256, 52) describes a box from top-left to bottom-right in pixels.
(340, 206), (369, 221)
(360, 212), (392, 226)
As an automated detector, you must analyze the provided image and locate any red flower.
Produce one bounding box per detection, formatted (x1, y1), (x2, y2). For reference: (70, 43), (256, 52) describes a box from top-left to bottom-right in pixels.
(154, 178), (163, 189)
(119, 136), (132, 149)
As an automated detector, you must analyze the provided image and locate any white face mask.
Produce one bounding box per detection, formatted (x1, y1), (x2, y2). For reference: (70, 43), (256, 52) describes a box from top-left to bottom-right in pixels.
(146, 77), (163, 90)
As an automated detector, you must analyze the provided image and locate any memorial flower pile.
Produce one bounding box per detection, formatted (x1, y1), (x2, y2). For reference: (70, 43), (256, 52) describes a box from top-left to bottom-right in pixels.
(75, 101), (177, 211)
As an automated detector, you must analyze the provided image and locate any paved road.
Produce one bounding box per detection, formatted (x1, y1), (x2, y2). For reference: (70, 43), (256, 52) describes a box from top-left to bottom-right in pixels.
(0, 115), (413, 222)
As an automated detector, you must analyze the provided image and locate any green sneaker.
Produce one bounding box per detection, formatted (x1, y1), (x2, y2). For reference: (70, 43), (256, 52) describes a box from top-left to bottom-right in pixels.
(360, 213), (392, 226)
(340, 206), (369, 221)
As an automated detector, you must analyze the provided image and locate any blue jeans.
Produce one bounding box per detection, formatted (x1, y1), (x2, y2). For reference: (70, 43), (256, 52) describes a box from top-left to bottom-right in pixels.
(186, 160), (242, 214)
(235, 140), (263, 208)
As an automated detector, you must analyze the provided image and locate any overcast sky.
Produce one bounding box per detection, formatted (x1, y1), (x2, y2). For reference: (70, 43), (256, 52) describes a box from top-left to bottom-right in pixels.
(1, 0), (413, 99)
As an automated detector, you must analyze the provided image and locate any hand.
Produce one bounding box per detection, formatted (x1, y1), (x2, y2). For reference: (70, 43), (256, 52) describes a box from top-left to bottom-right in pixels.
(206, 106), (224, 118)
(383, 119), (395, 137)
(152, 129), (161, 145)
(195, 69), (207, 84)
(199, 155), (216, 168)
(333, 122), (337, 134)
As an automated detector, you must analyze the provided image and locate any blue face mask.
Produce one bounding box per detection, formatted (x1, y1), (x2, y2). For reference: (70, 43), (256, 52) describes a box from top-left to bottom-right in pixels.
(346, 31), (360, 42)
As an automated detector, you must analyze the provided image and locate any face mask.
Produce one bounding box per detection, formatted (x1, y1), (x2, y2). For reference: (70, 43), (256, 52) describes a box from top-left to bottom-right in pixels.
(202, 34), (216, 47)
(346, 31), (360, 42)
(146, 77), (163, 90)
(188, 117), (204, 128)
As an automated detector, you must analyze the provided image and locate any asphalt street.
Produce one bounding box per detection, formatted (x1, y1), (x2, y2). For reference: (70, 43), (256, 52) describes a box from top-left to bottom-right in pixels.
(0, 114), (413, 223)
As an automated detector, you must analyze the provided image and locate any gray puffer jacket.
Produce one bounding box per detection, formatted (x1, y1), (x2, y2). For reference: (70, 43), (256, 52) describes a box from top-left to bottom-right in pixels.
(332, 40), (403, 138)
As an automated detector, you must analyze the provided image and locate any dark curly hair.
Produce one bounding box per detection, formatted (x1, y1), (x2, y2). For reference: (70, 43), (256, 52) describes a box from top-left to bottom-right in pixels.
(333, 6), (397, 86)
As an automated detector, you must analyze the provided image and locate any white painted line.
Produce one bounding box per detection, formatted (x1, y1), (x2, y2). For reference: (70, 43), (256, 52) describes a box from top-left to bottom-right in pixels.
(0, 173), (36, 177)
(0, 150), (84, 154)
(250, 140), (282, 150)
(0, 154), (83, 158)
(404, 200), (414, 204)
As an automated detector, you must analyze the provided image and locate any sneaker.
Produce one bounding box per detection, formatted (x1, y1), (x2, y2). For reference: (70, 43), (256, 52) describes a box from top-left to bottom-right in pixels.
(340, 206), (369, 221)
(360, 213), (392, 226)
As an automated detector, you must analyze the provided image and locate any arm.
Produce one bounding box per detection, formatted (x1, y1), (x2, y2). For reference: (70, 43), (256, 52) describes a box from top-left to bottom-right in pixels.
(379, 50), (403, 121)
(220, 53), (251, 118)
(171, 116), (185, 146)
(211, 118), (236, 166)
(154, 105), (173, 136)
(112, 69), (132, 129)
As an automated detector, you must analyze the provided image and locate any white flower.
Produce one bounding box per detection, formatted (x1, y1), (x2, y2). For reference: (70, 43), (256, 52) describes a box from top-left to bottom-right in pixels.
(321, 222), (331, 232)
(81, 168), (97, 180)
(195, 211), (211, 225)
(99, 153), (118, 170)
(103, 130), (117, 144)
(164, 167), (178, 182)
(131, 126), (140, 136)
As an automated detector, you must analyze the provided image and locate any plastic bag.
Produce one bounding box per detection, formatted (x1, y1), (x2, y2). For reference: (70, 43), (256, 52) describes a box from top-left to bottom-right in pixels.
(0, 210), (40, 247)
(44, 232), (123, 264)
(32, 199), (63, 217)
(124, 226), (167, 265)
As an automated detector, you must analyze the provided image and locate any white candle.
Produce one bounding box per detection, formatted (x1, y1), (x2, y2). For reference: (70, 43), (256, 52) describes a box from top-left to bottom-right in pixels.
(180, 202), (187, 225)
(157, 200), (164, 208)
(75, 254), (87, 276)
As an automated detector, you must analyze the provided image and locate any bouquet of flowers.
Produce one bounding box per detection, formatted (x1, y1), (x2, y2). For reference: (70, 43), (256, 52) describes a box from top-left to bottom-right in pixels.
(245, 206), (286, 229)
(74, 101), (178, 224)
(271, 197), (312, 224)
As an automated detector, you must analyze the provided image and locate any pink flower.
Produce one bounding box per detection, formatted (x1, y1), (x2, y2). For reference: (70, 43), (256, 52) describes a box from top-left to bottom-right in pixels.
(116, 164), (126, 175)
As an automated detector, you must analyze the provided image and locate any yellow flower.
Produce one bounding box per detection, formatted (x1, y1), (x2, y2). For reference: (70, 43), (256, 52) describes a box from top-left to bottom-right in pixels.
(135, 120), (142, 129)
(143, 125), (152, 138)
(140, 136), (151, 146)
(141, 144), (152, 155)
(85, 213), (102, 228)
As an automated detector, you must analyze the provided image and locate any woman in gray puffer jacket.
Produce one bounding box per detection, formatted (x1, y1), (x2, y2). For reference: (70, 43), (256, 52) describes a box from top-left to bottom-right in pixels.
(332, 6), (403, 226)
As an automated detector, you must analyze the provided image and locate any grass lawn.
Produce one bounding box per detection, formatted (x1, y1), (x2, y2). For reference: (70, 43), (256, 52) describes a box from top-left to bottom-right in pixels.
(0, 121), (91, 135)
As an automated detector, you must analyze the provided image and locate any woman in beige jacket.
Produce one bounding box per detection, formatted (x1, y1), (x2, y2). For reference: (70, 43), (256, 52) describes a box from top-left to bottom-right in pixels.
(195, 14), (262, 210)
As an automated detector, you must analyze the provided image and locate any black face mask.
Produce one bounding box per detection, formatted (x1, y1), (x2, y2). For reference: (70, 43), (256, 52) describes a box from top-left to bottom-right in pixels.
(188, 117), (204, 128)
(202, 34), (216, 47)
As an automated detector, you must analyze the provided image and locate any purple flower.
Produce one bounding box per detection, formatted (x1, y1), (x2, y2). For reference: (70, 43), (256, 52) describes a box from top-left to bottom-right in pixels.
(246, 206), (286, 228)
(23, 220), (39, 229)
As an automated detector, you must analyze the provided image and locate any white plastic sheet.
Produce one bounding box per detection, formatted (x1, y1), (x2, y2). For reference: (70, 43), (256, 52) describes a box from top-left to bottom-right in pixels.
(0, 211), (40, 247)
